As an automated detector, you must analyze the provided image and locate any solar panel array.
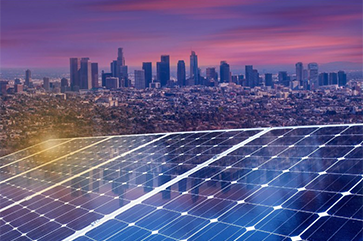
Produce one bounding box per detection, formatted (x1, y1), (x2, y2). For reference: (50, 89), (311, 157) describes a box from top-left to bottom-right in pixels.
(0, 124), (362, 241)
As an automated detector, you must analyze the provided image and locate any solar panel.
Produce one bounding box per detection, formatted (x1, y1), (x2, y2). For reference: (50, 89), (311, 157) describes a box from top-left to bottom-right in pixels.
(0, 124), (362, 241)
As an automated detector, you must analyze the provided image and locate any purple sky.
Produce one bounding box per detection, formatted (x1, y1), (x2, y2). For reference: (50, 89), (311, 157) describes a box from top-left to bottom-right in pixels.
(1, 0), (362, 69)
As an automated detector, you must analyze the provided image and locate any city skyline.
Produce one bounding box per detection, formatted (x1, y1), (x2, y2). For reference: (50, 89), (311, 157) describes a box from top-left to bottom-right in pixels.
(1, 0), (362, 68)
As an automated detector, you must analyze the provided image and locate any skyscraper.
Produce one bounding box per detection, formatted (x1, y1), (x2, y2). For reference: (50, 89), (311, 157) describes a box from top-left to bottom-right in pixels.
(157, 55), (170, 87)
(206, 67), (218, 81)
(253, 69), (260, 86)
(177, 60), (186, 86)
(134, 70), (146, 89)
(220, 61), (230, 83)
(295, 62), (303, 85)
(329, 72), (338, 85)
(25, 69), (32, 87)
(319, 73), (329, 86)
(80, 58), (92, 89)
(338, 71), (347, 86)
(190, 51), (199, 85)
(245, 65), (254, 87)
(265, 73), (273, 87)
(142, 62), (152, 88)
(278, 71), (290, 87)
(43, 77), (50, 91)
(91, 63), (98, 88)
(111, 48), (128, 87)
(70, 58), (81, 90)
(308, 62), (319, 89)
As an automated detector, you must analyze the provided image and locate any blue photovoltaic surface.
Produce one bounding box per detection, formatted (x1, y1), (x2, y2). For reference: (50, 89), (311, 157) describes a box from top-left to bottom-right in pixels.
(0, 124), (362, 241)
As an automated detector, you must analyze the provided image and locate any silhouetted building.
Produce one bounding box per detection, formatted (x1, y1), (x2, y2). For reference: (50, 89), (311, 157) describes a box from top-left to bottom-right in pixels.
(265, 73), (273, 87)
(111, 48), (128, 87)
(319, 73), (329, 86)
(70, 58), (81, 91)
(177, 60), (186, 86)
(295, 62), (303, 86)
(80, 58), (92, 89)
(157, 55), (170, 87)
(43, 77), (50, 91)
(338, 71), (347, 86)
(245, 65), (254, 87)
(278, 71), (290, 87)
(91, 63), (98, 88)
(220, 61), (230, 83)
(105, 77), (119, 89)
(134, 70), (146, 89)
(308, 63), (319, 89)
(329, 72), (338, 85)
(25, 69), (32, 87)
(142, 62), (152, 88)
(206, 67), (217, 81)
(190, 51), (199, 85)
(102, 71), (112, 87)
(61, 78), (69, 93)
(14, 78), (21, 85)
(0, 81), (9, 95)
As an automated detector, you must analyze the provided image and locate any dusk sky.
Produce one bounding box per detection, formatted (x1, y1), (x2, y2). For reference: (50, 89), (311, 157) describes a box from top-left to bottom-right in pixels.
(1, 0), (362, 69)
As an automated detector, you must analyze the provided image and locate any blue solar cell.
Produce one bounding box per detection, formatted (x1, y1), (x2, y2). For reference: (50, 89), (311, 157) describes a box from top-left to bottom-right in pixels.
(329, 195), (363, 219)
(136, 210), (181, 230)
(245, 187), (297, 206)
(306, 174), (362, 192)
(86, 220), (127, 240)
(236, 230), (288, 241)
(189, 222), (246, 241)
(106, 226), (150, 240)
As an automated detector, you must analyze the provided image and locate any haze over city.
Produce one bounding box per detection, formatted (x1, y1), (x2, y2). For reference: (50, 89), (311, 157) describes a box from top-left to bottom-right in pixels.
(1, 0), (362, 69)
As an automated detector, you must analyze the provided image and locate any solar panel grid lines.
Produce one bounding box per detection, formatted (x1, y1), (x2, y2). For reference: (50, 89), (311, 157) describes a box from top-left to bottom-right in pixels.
(0, 130), (250, 241)
(0, 124), (362, 241)
(63, 128), (270, 241)
(0, 136), (169, 241)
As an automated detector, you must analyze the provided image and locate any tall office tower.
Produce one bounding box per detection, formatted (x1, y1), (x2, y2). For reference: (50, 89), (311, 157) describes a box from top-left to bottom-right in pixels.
(177, 60), (186, 86)
(338, 71), (347, 86)
(190, 51), (199, 85)
(220, 61), (230, 83)
(105, 77), (119, 89)
(245, 65), (254, 87)
(110, 60), (118, 77)
(206, 67), (217, 81)
(319, 73), (329, 86)
(117, 47), (125, 66)
(102, 71), (112, 87)
(157, 55), (170, 87)
(295, 62), (303, 85)
(14, 84), (23, 93)
(70, 58), (81, 90)
(142, 62), (152, 88)
(303, 69), (308, 80)
(134, 70), (146, 89)
(265, 73), (273, 87)
(329, 72), (338, 85)
(43, 77), (50, 91)
(308, 62), (319, 89)
(91, 63), (99, 88)
(25, 69), (32, 87)
(61, 78), (69, 93)
(80, 58), (92, 89)
(253, 69), (260, 86)
(237, 74), (244, 86)
(15, 78), (21, 85)
(278, 71), (289, 87)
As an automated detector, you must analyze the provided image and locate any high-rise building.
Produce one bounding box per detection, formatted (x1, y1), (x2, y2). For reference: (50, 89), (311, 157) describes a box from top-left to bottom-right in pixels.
(245, 65), (254, 87)
(111, 48), (128, 87)
(91, 63), (98, 88)
(80, 58), (92, 89)
(265, 73), (273, 87)
(295, 62), (303, 85)
(308, 62), (319, 89)
(105, 77), (119, 89)
(134, 70), (146, 89)
(14, 84), (23, 93)
(253, 69), (260, 86)
(220, 61), (230, 83)
(102, 71), (112, 87)
(25, 69), (32, 87)
(177, 60), (186, 86)
(190, 51), (199, 85)
(319, 73), (329, 86)
(14, 78), (21, 85)
(61, 78), (69, 93)
(142, 62), (152, 88)
(43, 77), (50, 91)
(70, 58), (81, 90)
(278, 71), (290, 87)
(338, 71), (347, 86)
(329, 72), (338, 85)
(206, 67), (218, 81)
(157, 55), (170, 87)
